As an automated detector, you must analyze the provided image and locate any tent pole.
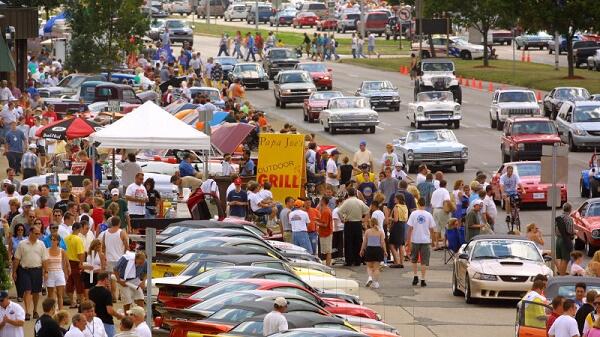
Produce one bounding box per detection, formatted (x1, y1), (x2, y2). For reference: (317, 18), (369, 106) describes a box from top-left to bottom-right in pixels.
(92, 145), (96, 196)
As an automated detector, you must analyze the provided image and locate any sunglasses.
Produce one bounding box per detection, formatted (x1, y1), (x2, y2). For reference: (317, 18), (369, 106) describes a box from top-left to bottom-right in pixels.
(31, 232), (41, 235)
(50, 226), (58, 230)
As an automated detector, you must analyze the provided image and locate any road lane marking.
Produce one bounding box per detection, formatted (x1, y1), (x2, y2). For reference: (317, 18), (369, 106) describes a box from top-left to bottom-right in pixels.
(376, 126), (385, 130)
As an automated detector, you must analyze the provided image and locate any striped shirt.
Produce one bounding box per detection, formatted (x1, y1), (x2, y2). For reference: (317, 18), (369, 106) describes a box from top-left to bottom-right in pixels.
(21, 151), (38, 169)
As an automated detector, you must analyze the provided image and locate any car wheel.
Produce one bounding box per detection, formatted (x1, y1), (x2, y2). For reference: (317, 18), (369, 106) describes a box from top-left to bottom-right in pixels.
(280, 101), (287, 109)
(524, 45), (529, 51)
(453, 120), (460, 129)
(589, 240), (598, 257)
(591, 179), (600, 198)
(465, 275), (475, 304)
(461, 50), (472, 60)
(574, 237), (586, 251)
(452, 267), (463, 296)
(394, 104), (400, 112)
(490, 113), (497, 128)
(456, 164), (465, 173)
(569, 134), (578, 152)
(581, 177), (590, 198)
(496, 117), (503, 131)
(369, 126), (375, 134)
(262, 83), (269, 90)
(330, 126), (336, 134)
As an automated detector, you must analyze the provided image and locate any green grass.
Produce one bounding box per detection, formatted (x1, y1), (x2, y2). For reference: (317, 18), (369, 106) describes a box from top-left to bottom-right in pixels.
(192, 22), (411, 55)
(341, 58), (600, 93)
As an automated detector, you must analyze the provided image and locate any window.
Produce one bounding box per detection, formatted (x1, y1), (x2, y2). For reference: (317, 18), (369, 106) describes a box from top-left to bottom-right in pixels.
(188, 293), (257, 313)
(230, 321), (264, 334)
(263, 273), (305, 287)
(272, 287), (318, 303)
(252, 262), (286, 271)
(185, 268), (256, 287)
(190, 281), (259, 300)
(210, 308), (256, 322)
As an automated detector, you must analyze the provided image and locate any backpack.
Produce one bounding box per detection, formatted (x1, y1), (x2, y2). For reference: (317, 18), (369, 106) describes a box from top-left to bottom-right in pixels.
(335, 40), (339, 48)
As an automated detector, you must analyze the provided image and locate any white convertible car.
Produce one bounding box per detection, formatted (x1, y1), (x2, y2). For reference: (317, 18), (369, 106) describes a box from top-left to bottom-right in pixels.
(407, 91), (461, 129)
(319, 97), (379, 134)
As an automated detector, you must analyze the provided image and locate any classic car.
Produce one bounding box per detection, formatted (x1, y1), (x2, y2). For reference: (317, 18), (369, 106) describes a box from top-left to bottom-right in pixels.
(407, 91), (461, 129)
(159, 278), (378, 320)
(295, 62), (333, 90)
(164, 0), (192, 15)
(224, 3), (249, 21)
(316, 17), (338, 31)
(547, 34), (583, 54)
(148, 19), (165, 40)
(214, 56), (238, 78)
(489, 90), (542, 130)
(499, 117), (561, 162)
(292, 11), (318, 28)
(414, 59), (462, 104)
(355, 80), (400, 111)
(393, 129), (468, 173)
(555, 100), (600, 151)
(515, 31), (553, 50)
(228, 62), (269, 89)
(270, 8), (297, 26)
(189, 86), (225, 108)
(38, 73), (106, 98)
(545, 276), (600, 301)
(412, 36), (485, 60)
(271, 328), (369, 337)
(336, 11), (360, 33)
(303, 91), (344, 122)
(142, 6), (169, 18)
(452, 235), (553, 303)
(587, 50), (600, 71)
(154, 227), (261, 253)
(263, 48), (300, 79)
(490, 161), (567, 206)
(274, 70), (316, 108)
(164, 19), (194, 46)
(543, 86), (590, 119)
(319, 97), (379, 134)
(572, 198), (600, 256)
(299, 2), (328, 18)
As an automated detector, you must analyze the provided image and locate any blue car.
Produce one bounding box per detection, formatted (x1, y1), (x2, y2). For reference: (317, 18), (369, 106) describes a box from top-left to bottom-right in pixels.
(580, 153), (600, 198)
(189, 86), (225, 109)
(393, 129), (468, 173)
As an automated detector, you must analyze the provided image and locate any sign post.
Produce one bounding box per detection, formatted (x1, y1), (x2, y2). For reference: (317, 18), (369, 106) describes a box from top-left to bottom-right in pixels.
(145, 228), (156, 327)
(541, 144), (568, 265)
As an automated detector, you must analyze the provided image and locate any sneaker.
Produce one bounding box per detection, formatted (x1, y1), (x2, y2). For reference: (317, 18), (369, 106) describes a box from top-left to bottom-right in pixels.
(421, 280), (427, 287)
(33, 311), (39, 319)
(372, 282), (380, 289)
(365, 277), (373, 288)
(41, 288), (47, 296)
(412, 276), (419, 286)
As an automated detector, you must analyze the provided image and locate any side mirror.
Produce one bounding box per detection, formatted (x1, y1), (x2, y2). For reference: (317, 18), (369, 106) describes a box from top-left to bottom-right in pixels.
(492, 100), (497, 104)
(273, 80), (279, 84)
(458, 253), (469, 260)
(543, 255), (553, 262)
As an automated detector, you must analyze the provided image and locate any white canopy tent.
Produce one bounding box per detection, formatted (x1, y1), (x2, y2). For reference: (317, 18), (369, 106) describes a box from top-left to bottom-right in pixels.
(89, 101), (210, 150)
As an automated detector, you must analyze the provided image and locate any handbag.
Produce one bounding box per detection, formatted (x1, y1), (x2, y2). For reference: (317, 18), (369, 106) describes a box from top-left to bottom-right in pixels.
(443, 199), (456, 213)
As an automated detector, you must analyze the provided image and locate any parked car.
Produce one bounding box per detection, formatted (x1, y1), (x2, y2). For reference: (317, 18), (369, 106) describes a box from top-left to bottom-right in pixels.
(270, 8), (297, 26)
(228, 62), (270, 89)
(356, 11), (388, 36)
(555, 100), (600, 151)
(189, 87), (225, 108)
(38, 73), (106, 98)
(299, 2), (328, 18)
(572, 198), (600, 256)
(295, 62), (332, 90)
(355, 80), (400, 111)
(293, 11), (318, 28)
(143, 6), (169, 18)
(500, 117), (561, 162)
(303, 91), (343, 122)
(414, 59), (462, 104)
(336, 11), (360, 33)
(489, 90), (542, 130)
(394, 129), (468, 173)
(165, 19), (194, 46)
(246, 3), (272, 24)
(263, 48), (300, 79)
(452, 235), (553, 303)
(196, 0), (228, 18)
(573, 40), (600, 68)
(148, 19), (165, 40)
(491, 29), (513, 45)
(319, 97), (379, 134)
(411, 36), (485, 60)
(515, 31), (553, 50)
(490, 161), (567, 206)
(547, 34), (583, 54)
(587, 49), (600, 71)
(543, 86), (590, 119)
(164, 1), (192, 15)
(273, 70), (316, 108)
(224, 3), (248, 21)
(407, 91), (461, 129)
(214, 56), (237, 78)
(316, 17), (338, 31)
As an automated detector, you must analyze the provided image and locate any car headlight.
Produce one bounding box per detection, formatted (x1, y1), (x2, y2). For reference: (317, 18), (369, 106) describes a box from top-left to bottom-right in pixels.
(416, 106), (424, 113)
(369, 114), (377, 120)
(307, 88), (315, 93)
(375, 314), (382, 321)
(283, 89), (291, 94)
(322, 76), (330, 80)
(454, 105), (461, 111)
(517, 143), (524, 150)
(593, 229), (600, 239)
(573, 128), (587, 136)
(407, 150), (414, 160)
(499, 108), (508, 115)
(473, 272), (498, 281)
(393, 96), (400, 101)
(461, 148), (468, 158)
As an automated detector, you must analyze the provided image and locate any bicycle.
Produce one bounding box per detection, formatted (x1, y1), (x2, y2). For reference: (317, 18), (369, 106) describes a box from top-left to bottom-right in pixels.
(505, 193), (522, 234)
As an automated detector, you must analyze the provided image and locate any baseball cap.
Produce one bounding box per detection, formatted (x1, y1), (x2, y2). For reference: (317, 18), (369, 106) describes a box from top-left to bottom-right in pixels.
(233, 178), (242, 185)
(0, 291), (8, 301)
(2, 179), (11, 185)
(274, 297), (288, 307)
(28, 143), (37, 149)
(294, 199), (304, 208)
(111, 188), (120, 196)
(359, 163), (369, 169)
(330, 149), (340, 155)
(22, 200), (33, 207)
(394, 162), (403, 167)
(127, 306), (146, 318)
(359, 140), (367, 146)
(473, 199), (483, 207)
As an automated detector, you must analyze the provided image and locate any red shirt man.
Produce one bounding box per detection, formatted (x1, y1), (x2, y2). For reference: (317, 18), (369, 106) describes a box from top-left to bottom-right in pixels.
(546, 296), (564, 333)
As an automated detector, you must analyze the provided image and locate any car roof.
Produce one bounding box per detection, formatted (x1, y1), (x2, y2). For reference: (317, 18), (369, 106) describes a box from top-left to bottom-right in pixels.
(247, 312), (342, 326)
(279, 70), (307, 74)
(506, 117), (551, 123)
(297, 62), (325, 66)
(408, 129), (452, 133)
(470, 234), (531, 241)
(167, 220), (253, 230)
(178, 247), (270, 258)
(194, 254), (279, 264)
(421, 58), (454, 63)
(221, 278), (302, 288)
(573, 101), (600, 107)
(496, 89), (535, 93)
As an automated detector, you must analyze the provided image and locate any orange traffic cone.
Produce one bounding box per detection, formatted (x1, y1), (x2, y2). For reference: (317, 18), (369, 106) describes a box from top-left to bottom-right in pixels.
(521, 53), (526, 62)
(488, 82), (494, 92)
(471, 78), (476, 88)
(403, 66), (409, 75)
(464, 78), (470, 87)
(399, 65), (404, 73)
(536, 91), (542, 101)
(526, 53), (531, 63)
(478, 80), (483, 90)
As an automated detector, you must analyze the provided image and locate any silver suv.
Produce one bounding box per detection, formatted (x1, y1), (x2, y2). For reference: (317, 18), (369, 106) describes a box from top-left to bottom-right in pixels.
(273, 70), (316, 109)
(489, 90), (542, 130)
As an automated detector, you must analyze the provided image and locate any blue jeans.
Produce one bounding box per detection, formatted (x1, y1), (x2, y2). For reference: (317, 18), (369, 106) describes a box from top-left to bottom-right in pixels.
(293, 231), (313, 254)
(104, 323), (115, 337)
(308, 231), (318, 255)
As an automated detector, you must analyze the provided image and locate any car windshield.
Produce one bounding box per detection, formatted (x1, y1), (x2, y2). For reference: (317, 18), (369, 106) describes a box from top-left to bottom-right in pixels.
(574, 106), (600, 122)
(231, 321), (265, 334)
(282, 9), (296, 15)
(592, 96), (600, 102)
(160, 226), (187, 236)
(311, 91), (343, 100)
(210, 308), (257, 322)
(237, 64), (259, 72)
(162, 230), (215, 245)
(471, 240), (543, 262)
(58, 75), (87, 89)
(216, 57), (236, 65)
(346, 13), (360, 20)
(558, 285), (600, 299)
(586, 203), (600, 217)
(190, 89), (220, 102)
(329, 98), (368, 109)
(512, 163), (541, 177)
(555, 88), (590, 100)
(406, 130), (457, 143)
(298, 63), (327, 72)
(185, 269), (257, 287)
(511, 121), (556, 135)
(167, 20), (185, 28)
(150, 20), (164, 28)
(270, 49), (296, 59)
(280, 72), (311, 83)
(177, 253), (206, 263)
(422, 62), (454, 72)
(363, 81), (394, 91)
(164, 238), (222, 254)
(188, 292), (257, 312)
(417, 91), (453, 102)
(499, 91), (536, 103)
(190, 281), (260, 300)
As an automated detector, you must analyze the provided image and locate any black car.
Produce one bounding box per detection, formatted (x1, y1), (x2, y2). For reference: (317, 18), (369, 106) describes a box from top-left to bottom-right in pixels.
(542, 86), (590, 119)
(228, 63), (269, 89)
(214, 56), (238, 78)
(573, 40), (600, 68)
(263, 48), (300, 79)
(226, 311), (352, 336)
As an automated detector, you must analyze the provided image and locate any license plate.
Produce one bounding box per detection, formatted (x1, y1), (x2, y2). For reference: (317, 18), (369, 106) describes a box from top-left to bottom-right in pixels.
(358, 123), (365, 126)
(344, 123), (351, 126)
(533, 193), (544, 199)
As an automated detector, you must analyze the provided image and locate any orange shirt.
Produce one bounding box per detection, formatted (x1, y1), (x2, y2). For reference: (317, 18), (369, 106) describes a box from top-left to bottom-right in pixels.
(317, 207), (333, 237)
(306, 207), (320, 233)
(258, 116), (268, 127)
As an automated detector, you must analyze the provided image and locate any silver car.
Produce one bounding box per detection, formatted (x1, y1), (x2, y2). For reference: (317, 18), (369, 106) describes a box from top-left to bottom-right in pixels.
(273, 70), (316, 108)
(319, 97), (379, 134)
(394, 129), (468, 173)
(555, 100), (600, 151)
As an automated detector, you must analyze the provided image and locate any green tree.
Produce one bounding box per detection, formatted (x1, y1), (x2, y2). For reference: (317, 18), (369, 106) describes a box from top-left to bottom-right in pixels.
(4, 0), (63, 19)
(521, 0), (600, 78)
(64, 0), (148, 73)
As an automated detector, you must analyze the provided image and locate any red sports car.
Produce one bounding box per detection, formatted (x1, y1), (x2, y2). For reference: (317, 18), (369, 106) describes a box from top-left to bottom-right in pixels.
(160, 278), (380, 320)
(296, 62), (333, 90)
(572, 199), (600, 256)
(293, 11), (318, 28)
(490, 161), (567, 206)
(303, 91), (343, 122)
(317, 18), (338, 31)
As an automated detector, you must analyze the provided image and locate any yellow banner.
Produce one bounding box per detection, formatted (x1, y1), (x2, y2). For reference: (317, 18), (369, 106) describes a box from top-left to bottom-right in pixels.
(257, 133), (305, 202)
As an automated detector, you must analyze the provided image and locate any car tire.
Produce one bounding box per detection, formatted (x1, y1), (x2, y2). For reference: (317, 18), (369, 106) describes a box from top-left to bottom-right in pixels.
(581, 177), (590, 198)
(591, 179), (600, 198)
(517, 44), (521, 50)
(575, 237), (586, 251)
(496, 118), (503, 131)
(456, 164), (465, 173)
(569, 134), (579, 152)
(461, 50), (472, 60)
(369, 126), (375, 134)
(490, 113), (497, 129)
(330, 126), (336, 134)
(452, 267), (463, 296)
(588, 240), (598, 257)
(453, 120), (460, 129)
(262, 83), (269, 90)
(394, 105), (400, 112)
(465, 275), (475, 304)
(502, 151), (510, 163)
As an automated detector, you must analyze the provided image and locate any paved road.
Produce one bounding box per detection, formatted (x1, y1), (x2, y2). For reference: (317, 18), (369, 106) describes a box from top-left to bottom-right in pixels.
(192, 34), (586, 337)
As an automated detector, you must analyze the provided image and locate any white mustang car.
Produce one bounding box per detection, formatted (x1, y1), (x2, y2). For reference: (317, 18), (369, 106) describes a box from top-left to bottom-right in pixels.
(407, 91), (462, 129)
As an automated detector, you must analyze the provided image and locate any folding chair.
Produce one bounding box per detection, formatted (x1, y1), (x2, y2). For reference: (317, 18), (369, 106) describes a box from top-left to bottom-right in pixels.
(442, 228), (462, 264)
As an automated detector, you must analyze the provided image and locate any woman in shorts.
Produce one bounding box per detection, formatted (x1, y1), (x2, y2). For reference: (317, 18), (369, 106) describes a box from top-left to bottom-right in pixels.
(82, 239), (106, 299)
(47, 233), (69, 310)
(360, 218), (386, 289)
(389, 194), (408, 268)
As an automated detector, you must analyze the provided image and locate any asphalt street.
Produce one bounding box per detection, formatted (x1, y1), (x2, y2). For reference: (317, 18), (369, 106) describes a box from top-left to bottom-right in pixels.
(192, 34), (587, 337)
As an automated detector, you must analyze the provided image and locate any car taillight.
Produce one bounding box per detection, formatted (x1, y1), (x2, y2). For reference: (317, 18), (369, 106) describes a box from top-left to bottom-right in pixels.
(154, 316), (164, 327)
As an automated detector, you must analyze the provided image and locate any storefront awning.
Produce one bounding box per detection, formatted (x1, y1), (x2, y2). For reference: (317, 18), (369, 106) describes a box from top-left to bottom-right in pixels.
(0, 37), (15, 72)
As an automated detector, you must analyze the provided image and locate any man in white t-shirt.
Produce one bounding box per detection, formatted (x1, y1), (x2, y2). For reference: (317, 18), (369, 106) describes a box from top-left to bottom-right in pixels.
(391, 162), (413, 183)
(65, 314), (87, 337)
(548, 299), (580, 337)
(483, 185), (497, 231)
(289, 199), (312, 254)
(430, 179), (451, 249)
(406, 197), (436, 288)
(125, 173), (148, 219)
(0, 291), (25, 337)
(325, 150), (340, 188)
(262, 297), (288, 336)
(128, 306), (151, 337)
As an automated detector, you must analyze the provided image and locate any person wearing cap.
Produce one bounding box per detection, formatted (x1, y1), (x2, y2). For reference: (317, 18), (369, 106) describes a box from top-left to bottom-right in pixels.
(263, 297), (288, 336)
(0, 290), (25, 337)
(465, 199), (485, 240)
(227, 178), (248, 218)
(21, 143), (40, 180)
(64, 222), (85, 308)
(353, 141), (373, 172)
(127, 305), (151, 337)
(392, 162), (412, 183)
(104, 189), (129, 231)
(13, 224), (47, 320)
(355, 163), (376, 184)
(417, 173), (436, 212)
(289, 199), (313, 254)
(5, 120), (27, 175)
(11, 199), (34, 232)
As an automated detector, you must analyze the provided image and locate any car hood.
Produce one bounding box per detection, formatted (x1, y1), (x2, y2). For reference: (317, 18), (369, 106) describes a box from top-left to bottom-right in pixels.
(271, 58), (299, 63)
(280, 82), (316, 90)
(421, 72), (454, 78)
(583, 216), (600, 225)
(573, 122), (600, 131)
(415, 101), (458, 110)
(308, 99), (329, 107)
(471, 259), (549, 276)
(220, 65), (234, 70)
(511, 134), (561, 143)
(326, 108), (377, 115)
(403, 141), (465, 151)
(496, 102), (539, 108)
(361, 90), (398, 97)
(239, 70), (263, 78)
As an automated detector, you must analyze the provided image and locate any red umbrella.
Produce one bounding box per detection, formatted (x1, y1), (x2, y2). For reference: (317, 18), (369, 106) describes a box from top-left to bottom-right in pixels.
(211, 123), (255, 155)
(35, 117), (101, 140)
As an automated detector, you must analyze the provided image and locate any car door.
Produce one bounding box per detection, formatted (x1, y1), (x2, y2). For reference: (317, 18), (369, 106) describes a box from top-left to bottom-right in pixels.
(555, 103), (572, 142)
(572, 202), (589, 241)
(454, 242), (473, 289)
(543, 89), (555, 113)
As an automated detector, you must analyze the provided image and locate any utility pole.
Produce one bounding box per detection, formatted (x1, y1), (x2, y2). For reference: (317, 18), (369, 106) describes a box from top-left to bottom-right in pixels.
(206, 0), (210, 24)
(416, 0), (423, 56)
(255, 0), (259, 31)
(542, 143), (568, 267)
(554, 31), (560, 70)
(360, 0), (365, 39)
